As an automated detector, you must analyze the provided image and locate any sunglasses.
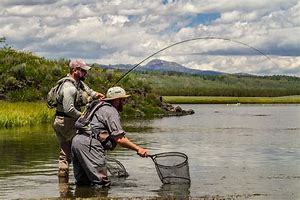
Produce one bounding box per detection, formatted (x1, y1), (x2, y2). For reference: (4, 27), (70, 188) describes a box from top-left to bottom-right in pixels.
(76, 68), (87, 73)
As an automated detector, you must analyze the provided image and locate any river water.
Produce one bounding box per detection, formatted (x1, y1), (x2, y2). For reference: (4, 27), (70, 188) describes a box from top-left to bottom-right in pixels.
(0, 104), (299, 199)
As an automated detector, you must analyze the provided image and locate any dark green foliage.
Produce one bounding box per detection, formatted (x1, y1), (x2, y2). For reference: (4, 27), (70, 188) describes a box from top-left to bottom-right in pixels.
(136, 72), (300, 97)
(0, 48), (164, 117)
(1, 47), (299, 119)
(8, 88), (44, 102)
(0, 48), (68, 101)
(0, 37), (5, 43)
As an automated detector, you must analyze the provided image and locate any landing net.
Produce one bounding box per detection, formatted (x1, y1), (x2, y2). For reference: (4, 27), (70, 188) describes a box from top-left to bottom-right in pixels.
(150, 152), (190, 184)
(106, 157), (129, 178)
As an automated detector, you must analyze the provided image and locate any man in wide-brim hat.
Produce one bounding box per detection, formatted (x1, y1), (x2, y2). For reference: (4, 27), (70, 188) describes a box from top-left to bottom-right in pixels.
(71, 86), (148, 186)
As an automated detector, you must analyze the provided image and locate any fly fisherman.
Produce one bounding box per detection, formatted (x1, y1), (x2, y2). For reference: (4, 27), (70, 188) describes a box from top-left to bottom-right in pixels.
(71, 86), (148, 186)
(52, 60), (105, 179)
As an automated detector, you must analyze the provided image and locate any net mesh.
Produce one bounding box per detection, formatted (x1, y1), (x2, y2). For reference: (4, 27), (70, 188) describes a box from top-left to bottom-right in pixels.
(106, 157), (129, 178)
(151, 152), (190, 184)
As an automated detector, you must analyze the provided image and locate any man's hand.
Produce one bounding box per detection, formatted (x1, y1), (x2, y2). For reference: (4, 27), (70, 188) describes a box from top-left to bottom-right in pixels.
(96, 92), (105, 100)
(137, 147), (148, 157)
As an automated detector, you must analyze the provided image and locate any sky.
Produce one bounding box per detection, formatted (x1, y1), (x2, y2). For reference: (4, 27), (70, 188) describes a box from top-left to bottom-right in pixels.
(0, 0), (299, 76)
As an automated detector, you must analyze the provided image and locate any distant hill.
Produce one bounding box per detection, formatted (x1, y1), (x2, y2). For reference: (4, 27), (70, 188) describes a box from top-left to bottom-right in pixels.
(143, 59), (223, 75)
(99, 59), (223, 76)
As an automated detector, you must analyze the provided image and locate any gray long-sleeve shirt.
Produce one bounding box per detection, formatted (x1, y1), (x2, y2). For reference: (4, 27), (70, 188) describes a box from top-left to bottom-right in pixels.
(76, 101), (126, 150)
(90, 102), (126, 139)
(56, 76), (98, 119)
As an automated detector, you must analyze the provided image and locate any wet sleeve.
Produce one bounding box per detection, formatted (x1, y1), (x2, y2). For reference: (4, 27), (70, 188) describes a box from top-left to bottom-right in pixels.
(62, 83), (81, 118)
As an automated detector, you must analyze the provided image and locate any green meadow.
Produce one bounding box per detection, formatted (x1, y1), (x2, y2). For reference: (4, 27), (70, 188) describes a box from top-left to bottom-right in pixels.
(163, 96), (300, 104)
(0, 100), (165, 128)
(0, 101), (54, 128)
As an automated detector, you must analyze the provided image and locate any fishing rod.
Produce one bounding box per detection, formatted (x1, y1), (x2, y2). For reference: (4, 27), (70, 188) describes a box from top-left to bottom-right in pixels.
(113, 36), (278, 86)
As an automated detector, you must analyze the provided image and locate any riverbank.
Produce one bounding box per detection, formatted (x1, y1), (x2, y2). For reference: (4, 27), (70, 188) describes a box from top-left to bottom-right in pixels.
(163, 95), (300, 104)
(0, 100), (193, 128)
(1, 96), (298, 128)
(0, 100), (163, 128)
(0, 101), (54, 128)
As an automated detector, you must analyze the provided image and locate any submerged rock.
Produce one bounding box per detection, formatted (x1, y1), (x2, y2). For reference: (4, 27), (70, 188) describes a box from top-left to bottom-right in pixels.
(157, 96), (194, 116)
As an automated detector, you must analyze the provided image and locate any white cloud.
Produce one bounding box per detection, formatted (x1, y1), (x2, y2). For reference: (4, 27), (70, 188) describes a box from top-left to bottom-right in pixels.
(0, 0), (299, 76)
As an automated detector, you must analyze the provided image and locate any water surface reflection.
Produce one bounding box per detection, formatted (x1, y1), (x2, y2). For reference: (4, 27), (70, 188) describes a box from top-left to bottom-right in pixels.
(0, 104), (299, 199)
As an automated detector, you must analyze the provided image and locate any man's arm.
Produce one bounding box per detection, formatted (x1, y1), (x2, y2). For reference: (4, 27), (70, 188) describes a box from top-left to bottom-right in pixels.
(62, 84), (81, 118)
(115, 135), (148, 157)
(96, 106), (149, 157)
(81, 81), (105, 99)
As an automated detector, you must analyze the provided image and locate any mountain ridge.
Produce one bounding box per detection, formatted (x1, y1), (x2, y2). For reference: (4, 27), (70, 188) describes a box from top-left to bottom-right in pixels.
(98, 59), (224, 76)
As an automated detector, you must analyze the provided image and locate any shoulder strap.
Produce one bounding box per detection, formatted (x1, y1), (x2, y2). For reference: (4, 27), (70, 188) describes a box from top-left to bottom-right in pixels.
(58, 77), (87, 92)
(56, 77), (74, 92)
(84, 100), (105, 122)
(57, 77), (76, 88)
(77, 80), (87, 91)
(55, 77), (78, 104)
(75, 100), (106, 129)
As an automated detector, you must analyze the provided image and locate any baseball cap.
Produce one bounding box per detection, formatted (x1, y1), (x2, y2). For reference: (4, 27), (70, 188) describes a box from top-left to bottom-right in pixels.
(69, 60), (91, 71)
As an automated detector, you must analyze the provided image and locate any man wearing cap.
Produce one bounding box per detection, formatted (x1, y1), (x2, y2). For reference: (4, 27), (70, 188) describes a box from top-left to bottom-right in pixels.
(52, 60), (105, 178)
(71, 86), (148, 187)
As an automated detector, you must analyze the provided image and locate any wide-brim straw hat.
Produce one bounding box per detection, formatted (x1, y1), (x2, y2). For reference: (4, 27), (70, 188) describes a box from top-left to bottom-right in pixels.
(103, 86), (130, 101)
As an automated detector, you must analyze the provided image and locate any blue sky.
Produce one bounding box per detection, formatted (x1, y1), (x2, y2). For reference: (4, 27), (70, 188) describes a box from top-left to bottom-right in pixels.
(187, 13), (221, 26)
(0, 0), (299, 76)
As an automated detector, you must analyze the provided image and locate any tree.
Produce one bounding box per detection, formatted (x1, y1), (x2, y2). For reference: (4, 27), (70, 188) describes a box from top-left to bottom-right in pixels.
(0, 37), (5, 43)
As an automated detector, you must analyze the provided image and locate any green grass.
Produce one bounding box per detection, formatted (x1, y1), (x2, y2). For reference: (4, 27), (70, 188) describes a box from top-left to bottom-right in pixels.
(1, 96), (299, 128)
(163, 96), (300, 104)
(0, 101), (54, 128)
(0, 100), (164, 129)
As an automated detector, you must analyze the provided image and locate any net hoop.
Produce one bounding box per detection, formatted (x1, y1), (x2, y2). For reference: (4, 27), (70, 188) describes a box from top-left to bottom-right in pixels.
(151, 152), (188, 167)
(150, 152), (190, 184)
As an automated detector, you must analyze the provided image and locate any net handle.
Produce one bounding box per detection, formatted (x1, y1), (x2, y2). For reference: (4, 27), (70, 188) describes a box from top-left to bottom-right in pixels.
(148, 155), (155, 165)
(148, 154), (155, 159)
(148, 154), (159, 164)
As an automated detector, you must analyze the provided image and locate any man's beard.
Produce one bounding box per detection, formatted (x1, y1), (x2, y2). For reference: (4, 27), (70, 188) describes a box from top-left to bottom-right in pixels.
(79, 76), (85, 81)
(117, 103), (123, 112)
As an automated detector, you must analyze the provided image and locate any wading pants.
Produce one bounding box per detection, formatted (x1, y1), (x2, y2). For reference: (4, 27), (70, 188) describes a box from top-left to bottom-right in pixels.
(52, 116), (77, 176)
(71, 134), (109, 186)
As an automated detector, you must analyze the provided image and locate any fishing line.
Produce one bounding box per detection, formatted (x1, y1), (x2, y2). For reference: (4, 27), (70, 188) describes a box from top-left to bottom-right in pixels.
(113, 36), (278, 86)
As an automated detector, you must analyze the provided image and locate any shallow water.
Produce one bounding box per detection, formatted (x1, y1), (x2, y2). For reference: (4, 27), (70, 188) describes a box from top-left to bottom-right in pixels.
(0, 104), (299, 199)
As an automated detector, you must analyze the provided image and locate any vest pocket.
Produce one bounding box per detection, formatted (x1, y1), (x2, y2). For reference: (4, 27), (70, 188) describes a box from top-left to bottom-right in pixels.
(98, 131), (117, 150)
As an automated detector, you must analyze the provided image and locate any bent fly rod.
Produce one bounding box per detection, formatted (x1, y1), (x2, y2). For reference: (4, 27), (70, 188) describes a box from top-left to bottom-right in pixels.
(113, 36), (278, 86)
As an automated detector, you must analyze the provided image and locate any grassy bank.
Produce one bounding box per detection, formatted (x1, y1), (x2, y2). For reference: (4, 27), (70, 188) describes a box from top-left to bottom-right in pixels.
(163, 96), (300, 104)
(1, 96), (299, 128)
(0, 100), (164, 129)
(0, 101), (54, 128)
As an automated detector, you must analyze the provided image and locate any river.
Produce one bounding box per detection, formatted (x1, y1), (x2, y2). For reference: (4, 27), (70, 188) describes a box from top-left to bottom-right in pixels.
(0, 104), (299, 199)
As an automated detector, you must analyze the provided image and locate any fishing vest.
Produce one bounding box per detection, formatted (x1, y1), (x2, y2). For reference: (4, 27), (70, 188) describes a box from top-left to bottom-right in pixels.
(51, 77), (90, 109)
(75, 100), (117, 151)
